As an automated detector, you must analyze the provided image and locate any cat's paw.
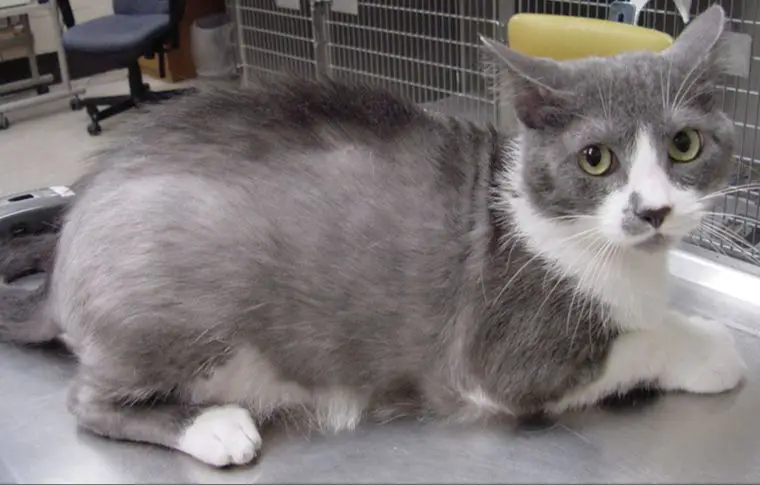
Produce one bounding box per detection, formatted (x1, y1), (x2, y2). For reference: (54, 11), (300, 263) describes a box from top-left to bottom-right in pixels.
(176, 405), (262, 467)
(660, 316), (746, 394)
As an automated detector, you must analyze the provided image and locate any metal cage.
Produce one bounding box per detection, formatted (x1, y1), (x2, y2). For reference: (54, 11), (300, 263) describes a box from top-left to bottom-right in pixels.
(227, 0), (760, 269)
(227, 0), (510, 124)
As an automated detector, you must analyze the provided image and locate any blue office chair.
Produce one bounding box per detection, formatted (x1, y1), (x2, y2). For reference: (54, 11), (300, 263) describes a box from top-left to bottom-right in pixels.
(62, 0), (191, 135)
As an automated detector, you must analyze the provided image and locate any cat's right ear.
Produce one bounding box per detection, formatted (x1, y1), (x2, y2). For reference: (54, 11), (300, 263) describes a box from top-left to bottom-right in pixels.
(661, 5), (730, 75)
(479, 36), (574, 130)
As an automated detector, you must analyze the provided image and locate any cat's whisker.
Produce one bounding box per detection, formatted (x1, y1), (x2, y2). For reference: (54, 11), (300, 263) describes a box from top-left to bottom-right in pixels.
(703, 229), (760, 262)
(692, 217), (760, 245)
(564, 235), (606, 335)
(672, 58), (714, 112)
(502, 233), (523, 265)
(693, 226), (737, 260)
(697, 231), (760, 265)
(700, 219), (755, 248)
(698, 183), (760, 201)
(701, 211), (760, 226)
(658, 70), (665, 112)
(572, 245), (606, 348)
(568, 239), (613, 352)
(492, 227), (601, 307)
(537, 228), (601, 289)
(595, 79), (610, 121)
(591, 241), (620, 340)
(533, 231), (605, 327)
(698, 221), (760, 263)
(665, 56), (674, 111)
(675, 85), (716, 111)
(543, 214), (600, 224)
(606, 244), (624, 325)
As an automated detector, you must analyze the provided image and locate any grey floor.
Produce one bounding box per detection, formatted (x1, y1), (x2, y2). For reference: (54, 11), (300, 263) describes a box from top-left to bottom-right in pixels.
(0, 71), (149, 196)
(1, 77), (760, 484)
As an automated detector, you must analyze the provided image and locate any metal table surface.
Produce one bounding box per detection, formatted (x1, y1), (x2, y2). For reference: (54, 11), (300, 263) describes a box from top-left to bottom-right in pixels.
(1, 270), (760, 483)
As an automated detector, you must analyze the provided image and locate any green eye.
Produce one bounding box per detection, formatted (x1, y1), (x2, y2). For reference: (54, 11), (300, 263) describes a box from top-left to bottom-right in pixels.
(668, 128), (702, 163)
(578, 144), (615, 176)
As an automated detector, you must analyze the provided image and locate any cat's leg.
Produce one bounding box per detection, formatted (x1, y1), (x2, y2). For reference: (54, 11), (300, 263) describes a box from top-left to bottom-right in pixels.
(548, 311), (746, 414)
(68, 378), (262, 467)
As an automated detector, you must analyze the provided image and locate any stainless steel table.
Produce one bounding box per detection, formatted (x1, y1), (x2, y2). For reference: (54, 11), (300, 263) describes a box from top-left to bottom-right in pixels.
(1, 264), (759, 483)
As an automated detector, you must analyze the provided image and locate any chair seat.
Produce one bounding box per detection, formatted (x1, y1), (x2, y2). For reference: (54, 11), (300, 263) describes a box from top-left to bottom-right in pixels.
(62, 13), (171, 54)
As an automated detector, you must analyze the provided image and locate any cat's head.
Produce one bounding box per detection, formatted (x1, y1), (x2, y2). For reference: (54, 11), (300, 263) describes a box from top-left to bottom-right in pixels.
(483, 5), (736, 251)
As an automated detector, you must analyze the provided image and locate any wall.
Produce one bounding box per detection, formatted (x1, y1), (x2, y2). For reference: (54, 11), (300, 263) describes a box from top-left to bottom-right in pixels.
(1, 0), (113, 60)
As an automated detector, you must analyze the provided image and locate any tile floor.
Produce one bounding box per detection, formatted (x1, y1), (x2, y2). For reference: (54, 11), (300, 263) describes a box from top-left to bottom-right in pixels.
(0, 70), (173, 196)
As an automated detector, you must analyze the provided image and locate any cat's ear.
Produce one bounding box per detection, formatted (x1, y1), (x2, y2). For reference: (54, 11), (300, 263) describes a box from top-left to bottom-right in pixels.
(661, 4), (731, 75)
(479, 36), (574, 130)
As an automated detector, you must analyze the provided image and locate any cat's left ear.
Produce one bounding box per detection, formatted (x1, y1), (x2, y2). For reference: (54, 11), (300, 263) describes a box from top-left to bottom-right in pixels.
(661, 4), (731, 76)
(479, 36), (575, 130)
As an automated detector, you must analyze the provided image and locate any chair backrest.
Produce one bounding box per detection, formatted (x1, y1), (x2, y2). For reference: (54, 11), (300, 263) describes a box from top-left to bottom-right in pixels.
(506, 14), (673, 61)
(112, 0), (170, 15)
(111, 0), (186, 51)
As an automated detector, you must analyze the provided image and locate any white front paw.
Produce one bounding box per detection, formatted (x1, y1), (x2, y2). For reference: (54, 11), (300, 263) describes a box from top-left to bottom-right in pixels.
(177, 405), (262, 467)
(660, 316), (746, 394)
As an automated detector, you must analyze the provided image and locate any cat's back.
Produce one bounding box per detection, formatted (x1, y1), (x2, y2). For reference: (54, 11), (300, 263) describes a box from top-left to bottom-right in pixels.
(68, 77), (490, 268)
(59, 78), (490, 298)
(52, 78), (491, 386)
(93, 77), (440, 180)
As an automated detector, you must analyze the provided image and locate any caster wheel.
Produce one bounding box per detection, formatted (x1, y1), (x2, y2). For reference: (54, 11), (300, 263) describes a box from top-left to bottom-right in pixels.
(87, 122), (102, 136)
(0, 115), (9, 130)
(69, 97), (83, 111)
(36, 85), (50, 95)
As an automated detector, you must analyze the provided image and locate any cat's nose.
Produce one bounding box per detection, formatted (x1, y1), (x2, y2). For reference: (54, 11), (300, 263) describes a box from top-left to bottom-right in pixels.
(635, 206), (672, 229)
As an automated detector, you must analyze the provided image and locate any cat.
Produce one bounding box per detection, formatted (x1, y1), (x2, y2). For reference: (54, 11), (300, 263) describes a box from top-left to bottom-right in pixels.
(0, 4), (746, 468)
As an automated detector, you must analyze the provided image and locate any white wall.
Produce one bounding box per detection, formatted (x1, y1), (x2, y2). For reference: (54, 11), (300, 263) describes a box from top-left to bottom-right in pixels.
(3, 0), (113, 60)
(34, 0), (113, 52)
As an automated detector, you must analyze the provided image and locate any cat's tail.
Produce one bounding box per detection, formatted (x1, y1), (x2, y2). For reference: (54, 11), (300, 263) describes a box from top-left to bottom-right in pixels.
(0, 233), (60, 344)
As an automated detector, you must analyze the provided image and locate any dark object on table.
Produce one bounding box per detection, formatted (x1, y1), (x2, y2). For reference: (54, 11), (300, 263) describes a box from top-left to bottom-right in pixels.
(516, 412), (558, 432)
(599, 385), (663, 411)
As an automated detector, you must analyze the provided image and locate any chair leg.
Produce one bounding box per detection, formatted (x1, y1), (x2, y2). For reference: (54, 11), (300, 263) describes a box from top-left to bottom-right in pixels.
(80, 60), (195, 136)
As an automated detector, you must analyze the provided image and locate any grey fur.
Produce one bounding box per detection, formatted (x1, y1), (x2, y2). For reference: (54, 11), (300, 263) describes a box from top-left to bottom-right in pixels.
(0, 233), (59, 343)
(0, 5), (737, 461)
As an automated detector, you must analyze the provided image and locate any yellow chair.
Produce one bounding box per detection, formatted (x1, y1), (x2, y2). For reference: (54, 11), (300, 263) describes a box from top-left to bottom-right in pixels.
(496, 14), (675, 131)
(507, 13), (674, 60)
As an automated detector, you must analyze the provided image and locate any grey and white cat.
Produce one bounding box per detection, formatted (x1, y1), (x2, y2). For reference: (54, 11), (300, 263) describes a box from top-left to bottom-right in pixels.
(0, 5), (746, 468)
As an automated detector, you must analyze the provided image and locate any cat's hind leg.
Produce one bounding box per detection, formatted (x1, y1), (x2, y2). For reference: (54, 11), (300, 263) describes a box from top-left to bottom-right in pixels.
(548, 311), (746, 414)
(68, 378), (262, 467)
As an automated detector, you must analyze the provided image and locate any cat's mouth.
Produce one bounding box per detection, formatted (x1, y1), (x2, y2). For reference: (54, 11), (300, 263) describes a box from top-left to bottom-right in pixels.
(632, 233), (671, 251)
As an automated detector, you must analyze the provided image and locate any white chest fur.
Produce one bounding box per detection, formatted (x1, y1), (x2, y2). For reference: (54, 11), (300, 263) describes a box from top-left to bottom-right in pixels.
(505, 190), (669, 332)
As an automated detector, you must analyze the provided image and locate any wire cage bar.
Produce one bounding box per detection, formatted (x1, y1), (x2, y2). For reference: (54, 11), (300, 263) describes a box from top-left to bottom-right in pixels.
(226, 0), (316, 82)
(228, 0), (760, 268)
(228, 0), (510, 122)
(325, 0), (509, 125)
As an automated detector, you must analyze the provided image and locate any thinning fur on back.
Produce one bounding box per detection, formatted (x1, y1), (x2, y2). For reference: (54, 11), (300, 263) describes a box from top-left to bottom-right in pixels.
(53, 77), (526, 412)
(0, 5), (748, 469)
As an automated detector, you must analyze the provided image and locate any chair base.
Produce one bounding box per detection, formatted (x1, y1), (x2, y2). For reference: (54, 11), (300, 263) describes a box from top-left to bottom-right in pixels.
(77, 60), (195, 136)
